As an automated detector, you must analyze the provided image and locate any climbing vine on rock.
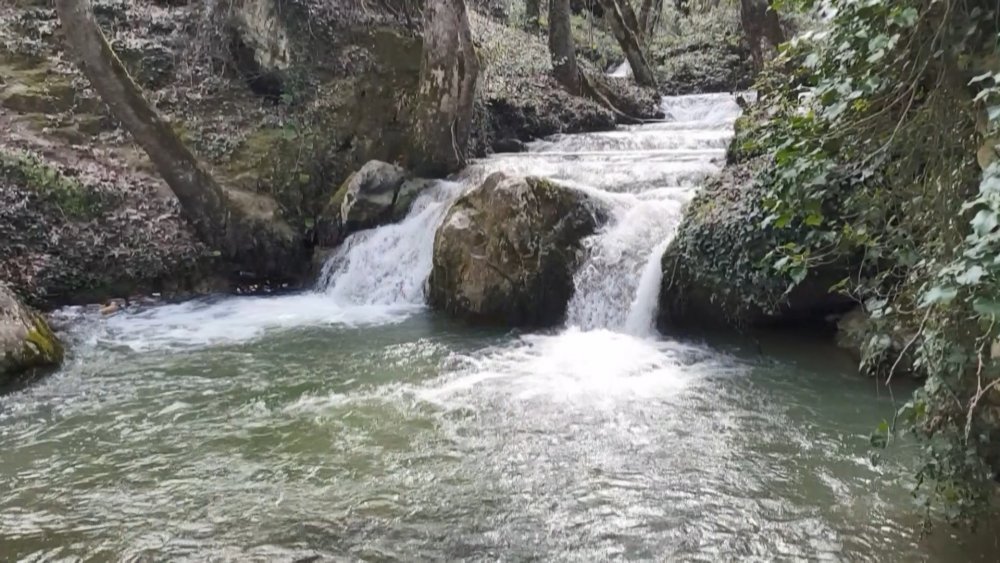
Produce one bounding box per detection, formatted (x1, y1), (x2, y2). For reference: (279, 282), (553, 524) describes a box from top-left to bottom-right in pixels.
(746, 0), (1000, 523)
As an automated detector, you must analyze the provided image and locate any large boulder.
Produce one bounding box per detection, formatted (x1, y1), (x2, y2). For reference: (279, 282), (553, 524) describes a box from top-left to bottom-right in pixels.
(657, 158), (854, 333)
(429, 172), (609, 326)
(1, 284), (63, 385)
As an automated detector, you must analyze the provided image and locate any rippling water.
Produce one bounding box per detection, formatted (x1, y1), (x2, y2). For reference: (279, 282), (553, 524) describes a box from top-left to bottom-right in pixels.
(3, 313), (996, 560)
(2, 94), (997, 560)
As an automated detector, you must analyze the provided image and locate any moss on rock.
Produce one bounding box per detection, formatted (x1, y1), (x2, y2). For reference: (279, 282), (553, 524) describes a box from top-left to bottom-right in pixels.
(1, 284), (63, 385)
(657, 156), (854, 333)
(429, 172), (610, 326)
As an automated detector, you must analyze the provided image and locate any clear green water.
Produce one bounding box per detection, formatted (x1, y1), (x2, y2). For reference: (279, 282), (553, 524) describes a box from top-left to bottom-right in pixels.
(3, 93), (997, 561)
(0, 305), (997, 561)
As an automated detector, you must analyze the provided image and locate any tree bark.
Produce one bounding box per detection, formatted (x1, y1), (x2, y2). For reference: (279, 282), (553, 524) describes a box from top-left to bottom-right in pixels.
(638, 0), (663, 41)
(549, 0), (582, 95)
(410, 0), (480, 177)
(54, 0), (302, 280)
(597, 0), (658, 88)
(526, 0), (540, 33)
(740, 0), (785, 70)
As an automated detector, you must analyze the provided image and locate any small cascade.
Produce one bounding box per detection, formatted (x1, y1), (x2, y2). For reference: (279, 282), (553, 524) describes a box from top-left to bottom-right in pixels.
(563, 93), (744, 333)
(318, 181), (466, 306)
(311, 92), (745, 335)
(623, 238), (672, 336)
(609, 60), (632, 78)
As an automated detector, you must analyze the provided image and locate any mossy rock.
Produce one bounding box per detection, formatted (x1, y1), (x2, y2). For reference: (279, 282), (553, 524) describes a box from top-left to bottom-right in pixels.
(1, 284), (63, 385)
(0, 56), (100, 116)
(429, 172), (610, 327)
(657, 157), (854, 333)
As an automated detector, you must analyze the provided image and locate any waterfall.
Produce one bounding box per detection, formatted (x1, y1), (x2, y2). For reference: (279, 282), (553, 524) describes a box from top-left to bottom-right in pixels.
(81, 94), (743, 352)
(623, 238), (672, 336)
(563, 93), (744, 333)
(317, 181), (466, 306)
(315, 93), (745, 334)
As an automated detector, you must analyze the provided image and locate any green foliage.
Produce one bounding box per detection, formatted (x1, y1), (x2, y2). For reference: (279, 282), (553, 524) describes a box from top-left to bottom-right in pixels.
(256, 109), (350, 232)
(0, 150), (106, 219)
(751, 0), (1000, 524)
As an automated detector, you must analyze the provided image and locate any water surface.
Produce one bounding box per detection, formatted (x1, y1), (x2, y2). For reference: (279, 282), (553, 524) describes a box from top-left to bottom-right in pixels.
(2, 94), (996, 561)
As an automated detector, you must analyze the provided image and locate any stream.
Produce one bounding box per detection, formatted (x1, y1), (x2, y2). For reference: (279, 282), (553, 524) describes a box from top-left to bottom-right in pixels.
(1, 94), (997, 561)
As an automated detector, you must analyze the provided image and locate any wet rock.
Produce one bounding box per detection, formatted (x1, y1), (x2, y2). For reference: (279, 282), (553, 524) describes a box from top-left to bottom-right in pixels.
(492, 137), (527, 154)
(429, 172), (609, 326)
(834, 307), (916, 375)
(336, 160), (406, 231)
(657, 158), (854, 333)
(0, 283), (63, 385)
(317, 160), (432, 245)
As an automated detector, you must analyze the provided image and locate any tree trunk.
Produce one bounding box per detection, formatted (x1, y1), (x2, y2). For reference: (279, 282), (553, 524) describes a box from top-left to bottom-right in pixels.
(410, 0), (480, 177)
(597, 0), (658, 88)
(740, 0), (785, 70)
(54, 0), (302, 280)
(549, 0), (582, 95)
(638, 0), (663, 41)
(526, 0), (540, 33)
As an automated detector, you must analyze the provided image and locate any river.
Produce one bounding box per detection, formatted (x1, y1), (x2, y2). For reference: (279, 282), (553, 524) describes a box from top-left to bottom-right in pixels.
(1, 94), (997, 561)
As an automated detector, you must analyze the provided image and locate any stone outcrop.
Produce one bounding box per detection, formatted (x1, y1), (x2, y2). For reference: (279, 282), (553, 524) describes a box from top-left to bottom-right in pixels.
(656, 157), (854, 333)
(429, 172), (609, 326)
(1, 284), (63, 385)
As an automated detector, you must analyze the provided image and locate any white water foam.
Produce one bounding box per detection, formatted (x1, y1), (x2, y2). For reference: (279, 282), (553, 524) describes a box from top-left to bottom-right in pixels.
(417, 327), (722, 408)
(318, 180), (466, 305)
(76, 93), (744, 352)
(563, 92), (744, 334)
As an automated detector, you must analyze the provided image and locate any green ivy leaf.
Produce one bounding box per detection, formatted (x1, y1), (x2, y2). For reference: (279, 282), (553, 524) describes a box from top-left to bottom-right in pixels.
(921, 286), (958, 306)
(973, 298), (1000, 316)
(971, 209), (999, 235)
(891, 7), (919, 27)
(956, 264), (985, 285)
(790, 264), (808, 285)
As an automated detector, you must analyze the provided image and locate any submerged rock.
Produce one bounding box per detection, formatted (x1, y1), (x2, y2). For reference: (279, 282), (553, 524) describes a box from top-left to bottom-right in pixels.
(429, 172), (609, 326)
(0, 284), (63, 384)
(491, 137), (527, 154)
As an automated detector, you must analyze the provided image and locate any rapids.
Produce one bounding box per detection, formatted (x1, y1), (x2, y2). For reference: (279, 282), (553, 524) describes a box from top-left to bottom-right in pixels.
(1, 94), (996, 561)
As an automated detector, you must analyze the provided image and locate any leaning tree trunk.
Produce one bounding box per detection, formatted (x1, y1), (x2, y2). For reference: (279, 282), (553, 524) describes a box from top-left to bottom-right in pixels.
(740, 0), (785, 70)
(54, 0), (301, 279)
(409, 0), (480, 177)
(597, 0), (658, 88)
(549, 0), (582, 95)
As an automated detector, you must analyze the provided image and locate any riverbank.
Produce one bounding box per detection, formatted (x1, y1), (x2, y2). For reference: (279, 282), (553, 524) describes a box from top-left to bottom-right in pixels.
(0, 0), (673, 309)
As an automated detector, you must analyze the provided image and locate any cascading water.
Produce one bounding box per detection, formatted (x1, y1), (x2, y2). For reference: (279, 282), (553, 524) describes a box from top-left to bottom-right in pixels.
(312, 92), (743, 334)
(563, 94), (743, 333)
(5, 93), (986, 561)
(317, 181), (465, 306)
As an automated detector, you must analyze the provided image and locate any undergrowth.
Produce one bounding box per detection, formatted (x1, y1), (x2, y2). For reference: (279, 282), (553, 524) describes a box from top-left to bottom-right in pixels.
(744, 0), (1000, 524)
(0, 150), (106, 219)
